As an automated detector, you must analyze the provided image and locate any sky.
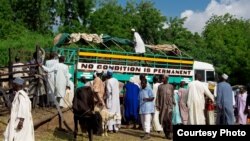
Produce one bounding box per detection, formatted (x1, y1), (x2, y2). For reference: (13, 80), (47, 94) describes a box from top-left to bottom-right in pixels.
(118, 0), (250, 33)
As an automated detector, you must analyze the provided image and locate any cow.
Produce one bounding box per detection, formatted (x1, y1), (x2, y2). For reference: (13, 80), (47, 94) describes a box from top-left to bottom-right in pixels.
(72, 86), (103, 141)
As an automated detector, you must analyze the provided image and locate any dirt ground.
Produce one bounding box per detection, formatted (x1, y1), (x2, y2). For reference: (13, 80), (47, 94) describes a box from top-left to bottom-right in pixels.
(0, 108), (168, 141)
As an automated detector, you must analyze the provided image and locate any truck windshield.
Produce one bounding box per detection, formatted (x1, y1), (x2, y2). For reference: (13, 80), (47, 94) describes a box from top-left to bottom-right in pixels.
(195, 70), (205, 82)
(206, 71), (215, 81)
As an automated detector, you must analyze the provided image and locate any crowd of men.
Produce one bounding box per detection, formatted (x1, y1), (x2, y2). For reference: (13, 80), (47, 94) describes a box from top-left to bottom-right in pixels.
(123, 73), (250, 140)
(3, 50), (250, 141)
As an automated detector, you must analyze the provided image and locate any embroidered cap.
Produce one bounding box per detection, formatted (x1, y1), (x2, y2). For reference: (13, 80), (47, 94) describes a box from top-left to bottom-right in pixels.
(96, 69), (103, 74)
(107, 69), (113, 76)
(222, 73), (228, 80)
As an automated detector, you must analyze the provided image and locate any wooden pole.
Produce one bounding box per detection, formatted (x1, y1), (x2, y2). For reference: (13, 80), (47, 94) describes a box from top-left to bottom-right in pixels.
(32, 46), (39, 108)
(0, 88), (11, 110)
(8, 48), (13, 88)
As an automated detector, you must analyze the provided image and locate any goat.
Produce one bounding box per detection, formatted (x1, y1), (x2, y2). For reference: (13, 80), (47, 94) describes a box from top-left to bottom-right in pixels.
(94, 106), (122, 136)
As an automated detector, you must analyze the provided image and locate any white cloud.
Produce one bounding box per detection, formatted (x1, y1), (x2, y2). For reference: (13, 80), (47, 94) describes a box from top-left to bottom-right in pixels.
(180, 0), (250, 34)
(163, 22), (169, 29)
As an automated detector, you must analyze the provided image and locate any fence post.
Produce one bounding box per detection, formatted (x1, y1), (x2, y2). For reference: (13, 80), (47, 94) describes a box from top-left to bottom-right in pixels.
(8, 48), (13, 88)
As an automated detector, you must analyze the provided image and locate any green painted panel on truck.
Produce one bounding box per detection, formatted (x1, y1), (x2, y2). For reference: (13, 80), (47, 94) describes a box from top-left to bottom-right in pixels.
(76, 71), (193, 88)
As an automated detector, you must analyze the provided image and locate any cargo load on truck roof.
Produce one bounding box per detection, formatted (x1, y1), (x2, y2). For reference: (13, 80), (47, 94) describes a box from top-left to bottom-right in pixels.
(53, 32), (185, 57)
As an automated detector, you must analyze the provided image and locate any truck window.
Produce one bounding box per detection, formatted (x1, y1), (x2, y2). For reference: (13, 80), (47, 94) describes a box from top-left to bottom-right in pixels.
(195, 70), (205, 82)
(206, 71), (215, 82)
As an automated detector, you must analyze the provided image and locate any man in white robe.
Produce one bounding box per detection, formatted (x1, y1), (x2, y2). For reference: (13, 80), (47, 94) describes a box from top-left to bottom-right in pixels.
(45, 52), (59, 106)
(63, 73), (74, 108)
(152, 75), (163, 132)
(131, 28), (147, 65)
(43, 56), (69, 107)
(131, 28), (145, 55)
(105, 69), (121, 132)
(187, 74), (214, 125)
(68, 74), (74, 100)
(4, 77), (35, 141)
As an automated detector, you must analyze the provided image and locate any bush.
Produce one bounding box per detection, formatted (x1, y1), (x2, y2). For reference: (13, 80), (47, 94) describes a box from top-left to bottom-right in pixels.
(0, 31), (53, 66)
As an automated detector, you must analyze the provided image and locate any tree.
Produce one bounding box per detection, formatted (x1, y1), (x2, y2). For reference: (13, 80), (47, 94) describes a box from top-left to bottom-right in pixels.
(0, 0), (28, 39)
(89, 0), (166, 44)
(89, 0), (129, 37)
(163, 17), (194, 50)
(162, 17), (207, 60)
(134, 0), (166, 44)
(203, 13), (250, 84)
(10, 0), (52, 33)
(56, 0), (95, 32)
(77, 0), (95, 25)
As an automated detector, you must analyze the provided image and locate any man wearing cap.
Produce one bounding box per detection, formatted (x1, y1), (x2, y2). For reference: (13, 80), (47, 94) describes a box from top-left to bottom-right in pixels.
(93, 69), (105, 106)
(4, 77), (35, 141)
(155, 74), (174, 139)
(216, 73), (234, 125)
(105, 69), (121, 133)
(131, 28), (146, 56)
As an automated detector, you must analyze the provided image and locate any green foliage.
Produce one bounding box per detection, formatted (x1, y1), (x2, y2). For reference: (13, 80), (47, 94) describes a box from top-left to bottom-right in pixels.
(0, 0), (25, 39)
(89, 0), (166, 44)
(0, 31), (52, 66)
(0, 0), (13, 20)
(77, 0), (96, 25)
(56, 0), (95, 33)
(203, 13), (250, 84)
(89, 0), (129, 38)
(10, 0), (52, 33)
(135, 0), (166, 44)
(161, 17), (208, 61)
(163, 17), (195, 51)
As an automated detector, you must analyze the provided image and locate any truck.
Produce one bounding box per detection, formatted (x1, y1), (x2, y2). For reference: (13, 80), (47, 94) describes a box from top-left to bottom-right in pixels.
(49, 33), (216, 89)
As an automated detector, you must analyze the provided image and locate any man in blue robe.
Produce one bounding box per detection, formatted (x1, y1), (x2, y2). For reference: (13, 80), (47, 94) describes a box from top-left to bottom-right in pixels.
(124, 77), (140, 128)
(216, 73), (235, 125)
